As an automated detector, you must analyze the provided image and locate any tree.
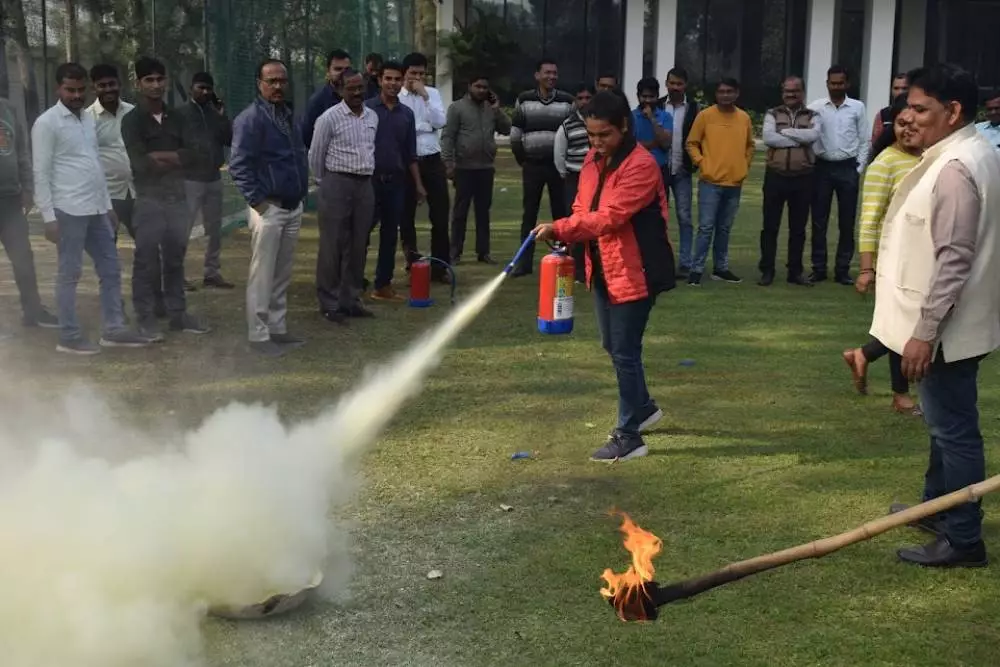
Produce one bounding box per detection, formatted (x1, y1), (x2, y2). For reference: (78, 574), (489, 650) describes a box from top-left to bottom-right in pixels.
(438, 6), (522, 99)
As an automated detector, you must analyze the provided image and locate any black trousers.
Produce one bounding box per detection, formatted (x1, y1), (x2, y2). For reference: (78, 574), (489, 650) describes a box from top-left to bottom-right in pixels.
(517, 161), (567, 272)
(0, 194), (44, 320)
(402, 153), (451, 277)
(811, 158), (859, 279)
(450, 168), (494, 259)
(563, 171), (586, 282)
(759, 170), (812, 278)
(861, 337), (909, 395)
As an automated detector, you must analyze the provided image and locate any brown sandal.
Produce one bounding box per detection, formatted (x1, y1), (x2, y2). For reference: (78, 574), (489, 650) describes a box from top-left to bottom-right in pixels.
(843, 349), (868, 395)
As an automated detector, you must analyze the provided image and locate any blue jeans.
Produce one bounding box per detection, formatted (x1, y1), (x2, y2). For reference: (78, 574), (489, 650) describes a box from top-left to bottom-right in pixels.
(54, 209), (125, 342)
(693, 181), (742, 274)
(593, 278), (655, 435)
(669, 169), (693, 269)
(373, 174), (406, 289)
(920, 353), (987, 548)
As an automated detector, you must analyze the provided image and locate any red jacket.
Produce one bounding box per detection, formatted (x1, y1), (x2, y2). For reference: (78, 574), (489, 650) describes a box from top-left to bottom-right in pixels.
(552, 138), (675, 304)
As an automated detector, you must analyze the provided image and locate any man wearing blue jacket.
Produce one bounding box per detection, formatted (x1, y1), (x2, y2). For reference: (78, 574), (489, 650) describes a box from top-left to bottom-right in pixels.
(230, 59), (310, 357)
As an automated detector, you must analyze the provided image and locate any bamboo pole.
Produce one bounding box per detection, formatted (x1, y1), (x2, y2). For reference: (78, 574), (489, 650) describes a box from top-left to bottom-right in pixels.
(616, 474), (1000, 620)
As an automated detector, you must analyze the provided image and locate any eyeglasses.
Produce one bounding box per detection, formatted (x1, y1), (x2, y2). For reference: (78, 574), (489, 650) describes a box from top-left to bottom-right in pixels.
(261, 77), (288, 87)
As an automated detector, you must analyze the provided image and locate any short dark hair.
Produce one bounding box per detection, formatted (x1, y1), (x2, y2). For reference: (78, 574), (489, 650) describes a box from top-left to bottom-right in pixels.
(827, 64), (849, 79)
(134, 57), (166, 80)
(192, 71), (215, 87)
(257, 58), (286, 80)
(402, 52), (429, 72)
(666, 67), (688, 82)
(583, 89), (632, 132)
(468, 73), (489, 84)
(717, 77), (740, 91)
(326, 49), (351, 68)
(536, 58), (557, 72)
(596, 72), (618, 82)
(89, 63), (119, 82)
(365, 53), (383, 66)
(572, 83), (596, 96)
(907, 63), (980, 123)
(983, 89), (1000, 103)
(636, 76), (660, 97)
(55, 62), (88, 84)
(379, 61), (405, 78)
(893, 72), (908, 81)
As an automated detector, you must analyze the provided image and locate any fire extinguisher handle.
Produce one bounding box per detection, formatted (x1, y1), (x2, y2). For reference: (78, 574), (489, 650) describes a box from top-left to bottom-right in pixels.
(504, 231), (537, 274)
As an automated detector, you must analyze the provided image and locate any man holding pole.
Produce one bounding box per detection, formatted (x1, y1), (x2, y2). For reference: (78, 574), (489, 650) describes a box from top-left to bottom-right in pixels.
(873, 63), (1000, 568)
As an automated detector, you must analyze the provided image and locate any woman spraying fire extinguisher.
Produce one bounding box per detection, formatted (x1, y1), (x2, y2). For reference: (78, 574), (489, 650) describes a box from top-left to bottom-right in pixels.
(533, 90), (676, 463)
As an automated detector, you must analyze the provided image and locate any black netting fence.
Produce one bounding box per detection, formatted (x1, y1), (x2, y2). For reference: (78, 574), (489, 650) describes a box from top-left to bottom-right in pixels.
(0, 0), (422, 222)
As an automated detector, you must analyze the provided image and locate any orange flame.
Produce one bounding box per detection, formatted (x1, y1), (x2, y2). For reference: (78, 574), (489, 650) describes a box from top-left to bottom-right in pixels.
(600, 513), (662, 622)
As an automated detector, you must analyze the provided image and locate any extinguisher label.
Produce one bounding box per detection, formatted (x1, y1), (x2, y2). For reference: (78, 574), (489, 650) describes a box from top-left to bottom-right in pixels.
(553, 297), (573, 320)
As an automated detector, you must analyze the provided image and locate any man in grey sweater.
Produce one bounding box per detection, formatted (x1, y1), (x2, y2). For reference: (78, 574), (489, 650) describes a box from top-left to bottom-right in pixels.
(441, 74), (511, 264)
(0, 98), (57, 330)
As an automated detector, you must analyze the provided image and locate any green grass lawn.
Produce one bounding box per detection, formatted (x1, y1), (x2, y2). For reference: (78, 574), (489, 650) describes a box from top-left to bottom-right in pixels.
(3, 152), (1000, 666)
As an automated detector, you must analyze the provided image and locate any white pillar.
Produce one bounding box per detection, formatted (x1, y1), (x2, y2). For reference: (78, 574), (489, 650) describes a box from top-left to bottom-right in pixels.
(804, 0), (837, 105)
(436, 0), (455, 103)
(896, 0), (926, 73)
(655, 0), (678, 82)
(622, 0), (645, 93)
(860, 0), (897, 115)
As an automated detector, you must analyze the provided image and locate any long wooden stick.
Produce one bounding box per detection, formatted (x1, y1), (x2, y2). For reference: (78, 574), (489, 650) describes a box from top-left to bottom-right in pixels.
(618, 474), (1000, 620)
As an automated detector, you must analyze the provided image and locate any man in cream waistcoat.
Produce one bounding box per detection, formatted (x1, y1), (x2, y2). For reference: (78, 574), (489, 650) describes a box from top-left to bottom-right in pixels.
(871, 64), (1000, 568)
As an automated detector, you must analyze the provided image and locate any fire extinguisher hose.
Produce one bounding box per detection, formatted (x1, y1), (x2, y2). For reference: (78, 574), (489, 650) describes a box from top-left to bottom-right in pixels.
(417, 256), (457, 305)
(504, 232), (538, 275)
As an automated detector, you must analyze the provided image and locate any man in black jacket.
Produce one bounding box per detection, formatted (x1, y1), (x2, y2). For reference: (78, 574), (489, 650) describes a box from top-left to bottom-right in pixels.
(176, 71), (233, 289)
(663, 67), (700, 278)
(509, 58), (574, 276)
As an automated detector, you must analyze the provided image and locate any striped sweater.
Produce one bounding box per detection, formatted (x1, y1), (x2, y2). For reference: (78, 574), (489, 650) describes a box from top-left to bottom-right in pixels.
(553, 111), (590, 175)
(858, 144), (920, 254)
(510, 88), (575, 165)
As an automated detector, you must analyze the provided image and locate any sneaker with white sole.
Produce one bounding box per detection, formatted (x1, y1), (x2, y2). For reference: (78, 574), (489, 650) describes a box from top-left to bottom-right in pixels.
(712, 269), (742, 284)
(590, 432), (649, 463)
(24, 308), (60, 329)
(169, 314), (211, 335)
(100, 330), (153, 348)
(639, 407), (664, 433)
(56, 338), (101, 356)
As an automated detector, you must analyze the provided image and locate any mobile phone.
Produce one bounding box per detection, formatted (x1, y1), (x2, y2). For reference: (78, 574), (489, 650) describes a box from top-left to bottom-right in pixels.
(487, 91), (498, 105)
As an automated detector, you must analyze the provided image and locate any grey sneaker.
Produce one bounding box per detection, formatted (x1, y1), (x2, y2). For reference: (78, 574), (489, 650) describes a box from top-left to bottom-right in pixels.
(100, 330), (153, 348)
(270, 332), (306, 347)
(24, 308), (60, 329)
(590, 433), (648, 463)
(136, 319), (165, 343)
(56, 338), (101, 356)
(169, 314), (211, 335)
(638, 407), (664, 433)
(250, 340), (287, 357)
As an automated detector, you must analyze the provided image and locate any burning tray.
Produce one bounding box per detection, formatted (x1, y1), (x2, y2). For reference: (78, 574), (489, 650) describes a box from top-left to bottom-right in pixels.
(208, 571), (324, 620)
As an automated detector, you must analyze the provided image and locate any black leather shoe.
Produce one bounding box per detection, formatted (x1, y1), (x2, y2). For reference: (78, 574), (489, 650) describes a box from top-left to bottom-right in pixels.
(835, 274), (854, 286)
(322, 309), (348, 325)
(888, 502), (945, 537)
(478, 254), (497, 265)
(809, 272), (827, 283)
(897, 536), (988, 568)
(758, 272), (775, 287)
(787, 274), (814, 287)
(338, 304), (375, 318)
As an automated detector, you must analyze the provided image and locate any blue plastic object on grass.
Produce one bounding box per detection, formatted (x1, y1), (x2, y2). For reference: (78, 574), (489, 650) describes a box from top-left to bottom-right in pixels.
(679, 359), (696, 367)
(511, 451), (533, 460)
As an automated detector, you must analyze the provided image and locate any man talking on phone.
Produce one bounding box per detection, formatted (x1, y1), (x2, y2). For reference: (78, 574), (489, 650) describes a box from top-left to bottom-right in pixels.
(632, 77), (673, 191)
(177, 71), (234, 289)
(441, 73), (511, 264)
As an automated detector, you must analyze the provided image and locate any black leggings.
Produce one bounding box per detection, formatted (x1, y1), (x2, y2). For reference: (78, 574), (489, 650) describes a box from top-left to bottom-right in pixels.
(861, 337), (909, 395)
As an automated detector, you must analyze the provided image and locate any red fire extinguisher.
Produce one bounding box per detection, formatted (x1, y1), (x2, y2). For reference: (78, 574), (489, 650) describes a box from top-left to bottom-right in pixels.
(537, 244), (575, 334)
(408, 257), (457, 308)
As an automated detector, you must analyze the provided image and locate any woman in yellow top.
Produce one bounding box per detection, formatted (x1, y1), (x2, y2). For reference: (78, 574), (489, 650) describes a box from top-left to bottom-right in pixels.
(842, 95), (922, 415)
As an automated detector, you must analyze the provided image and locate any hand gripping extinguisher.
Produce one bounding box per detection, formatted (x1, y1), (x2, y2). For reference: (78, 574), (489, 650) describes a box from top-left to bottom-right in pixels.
(536, 242), (574, 335)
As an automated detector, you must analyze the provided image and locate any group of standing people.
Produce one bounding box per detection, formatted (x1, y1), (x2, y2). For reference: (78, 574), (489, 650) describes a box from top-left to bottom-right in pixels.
(0, 57), (233, 354)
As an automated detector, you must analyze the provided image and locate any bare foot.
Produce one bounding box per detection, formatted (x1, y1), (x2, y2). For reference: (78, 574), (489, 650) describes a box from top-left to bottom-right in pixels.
(893, 394), (923, 416)
(842, 348), (868, 395)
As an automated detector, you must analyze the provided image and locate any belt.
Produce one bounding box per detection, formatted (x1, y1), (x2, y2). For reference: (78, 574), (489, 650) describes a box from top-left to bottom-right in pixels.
(817, 157), (857, 165)
(417, 153), (442, 162)
(332, 172), (372, 180)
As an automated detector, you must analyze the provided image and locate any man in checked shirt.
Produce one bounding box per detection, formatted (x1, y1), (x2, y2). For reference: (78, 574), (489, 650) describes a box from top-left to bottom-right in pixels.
(310, 69), (380, 322)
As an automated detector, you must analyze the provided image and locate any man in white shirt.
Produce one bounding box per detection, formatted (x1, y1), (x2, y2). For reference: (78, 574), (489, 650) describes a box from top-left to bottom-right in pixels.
(86, 63), (165, 319)
(399, 52), (450, 282)
(808, 65), (870, 285)
(976, 91), (1000, 151)
(32, 62), (150, 354)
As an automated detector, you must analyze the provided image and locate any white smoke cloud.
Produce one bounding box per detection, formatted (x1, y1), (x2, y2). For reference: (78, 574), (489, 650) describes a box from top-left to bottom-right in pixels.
(0, 272), (507, 667)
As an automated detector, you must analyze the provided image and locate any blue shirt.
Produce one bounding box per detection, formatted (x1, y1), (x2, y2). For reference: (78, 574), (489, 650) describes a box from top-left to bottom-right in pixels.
(364, 96), (417, 175)
(302, 84), (342, 148)
(632, 106), (674, 167)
